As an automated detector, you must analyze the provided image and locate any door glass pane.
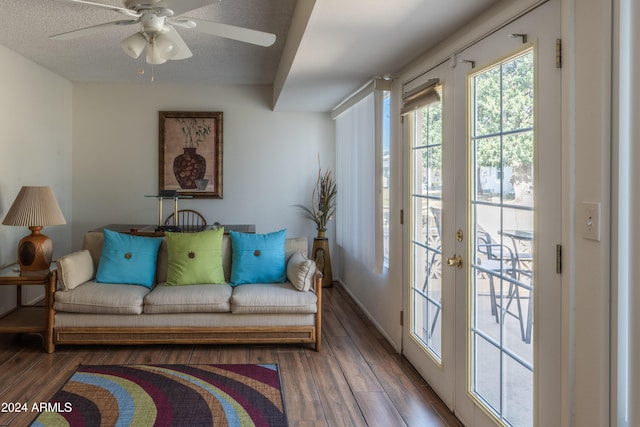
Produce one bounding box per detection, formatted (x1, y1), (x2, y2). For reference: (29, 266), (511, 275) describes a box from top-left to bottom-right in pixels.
(470, 49), (534, 427)
(410, 87), (443, 361)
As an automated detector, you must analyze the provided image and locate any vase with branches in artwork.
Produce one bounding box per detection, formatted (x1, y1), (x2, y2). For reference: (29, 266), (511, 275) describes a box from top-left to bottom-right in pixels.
(173, 118), (211, 189)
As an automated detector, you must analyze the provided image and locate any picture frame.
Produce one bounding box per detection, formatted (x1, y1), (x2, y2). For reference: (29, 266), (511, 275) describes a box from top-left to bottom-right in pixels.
(159, 111), (223, 199)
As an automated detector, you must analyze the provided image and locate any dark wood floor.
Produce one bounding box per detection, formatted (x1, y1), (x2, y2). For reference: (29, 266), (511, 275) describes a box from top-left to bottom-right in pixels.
(0, 283), (461, 427)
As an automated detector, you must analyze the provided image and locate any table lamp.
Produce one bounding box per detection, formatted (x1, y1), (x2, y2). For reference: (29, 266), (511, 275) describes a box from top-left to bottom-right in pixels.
(2, 186), (66, 271)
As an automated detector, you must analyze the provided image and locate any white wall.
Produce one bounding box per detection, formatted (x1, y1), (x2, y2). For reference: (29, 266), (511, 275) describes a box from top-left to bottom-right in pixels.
(562, 0), (612, 425)
(71, 83), (334, 251)
(0, 45), (73, 313)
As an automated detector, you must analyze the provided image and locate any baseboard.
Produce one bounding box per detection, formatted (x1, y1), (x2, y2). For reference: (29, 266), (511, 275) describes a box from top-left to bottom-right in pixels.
(334, 280), (401, 352)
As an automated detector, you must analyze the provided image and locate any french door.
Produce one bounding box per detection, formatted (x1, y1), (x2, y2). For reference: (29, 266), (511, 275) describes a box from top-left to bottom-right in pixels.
(403, 2), (561, 426)
(403, 58), (456, 407)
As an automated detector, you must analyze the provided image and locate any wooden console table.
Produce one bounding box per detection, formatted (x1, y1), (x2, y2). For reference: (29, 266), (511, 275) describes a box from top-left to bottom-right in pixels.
(91, 224), (255, 236)
(0, 263), (56, 353)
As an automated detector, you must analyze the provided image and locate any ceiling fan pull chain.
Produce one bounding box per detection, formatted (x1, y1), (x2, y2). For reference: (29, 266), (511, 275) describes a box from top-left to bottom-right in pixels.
(137, 51), (144, 77)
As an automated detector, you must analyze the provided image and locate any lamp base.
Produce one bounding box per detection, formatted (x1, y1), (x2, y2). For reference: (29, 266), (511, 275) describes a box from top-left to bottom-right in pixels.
(18, 226), (53, 272)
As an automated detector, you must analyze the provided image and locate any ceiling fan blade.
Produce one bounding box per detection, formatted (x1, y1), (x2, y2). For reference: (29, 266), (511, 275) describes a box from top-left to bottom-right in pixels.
(50, 20), (139, 40)
(154, 0), (215, 17)
(186, 18), (276, 47)
(164, 26), (193, 60)
(56, 0), (140, 18)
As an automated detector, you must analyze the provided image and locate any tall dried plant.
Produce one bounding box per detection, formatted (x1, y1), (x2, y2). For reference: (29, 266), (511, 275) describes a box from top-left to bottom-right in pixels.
(296, 165), (337, 231)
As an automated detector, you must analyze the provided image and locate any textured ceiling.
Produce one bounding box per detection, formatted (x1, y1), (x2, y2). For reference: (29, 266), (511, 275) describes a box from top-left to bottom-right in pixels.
(0, 0), (501, 111)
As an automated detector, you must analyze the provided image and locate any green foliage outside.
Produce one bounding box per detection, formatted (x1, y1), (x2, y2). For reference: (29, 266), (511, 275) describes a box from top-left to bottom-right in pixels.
(474, 51), (534, 169)
(422, 102), (442, 172)
(475, 51), (534, 202)
(417, 51), (534, 199)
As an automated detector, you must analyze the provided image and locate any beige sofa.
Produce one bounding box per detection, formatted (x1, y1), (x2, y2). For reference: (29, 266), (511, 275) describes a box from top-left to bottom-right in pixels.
(51, 231), (322, 352)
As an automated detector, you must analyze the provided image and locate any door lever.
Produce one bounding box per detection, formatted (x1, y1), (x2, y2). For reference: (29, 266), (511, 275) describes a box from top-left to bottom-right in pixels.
(446, 255), (463, 269)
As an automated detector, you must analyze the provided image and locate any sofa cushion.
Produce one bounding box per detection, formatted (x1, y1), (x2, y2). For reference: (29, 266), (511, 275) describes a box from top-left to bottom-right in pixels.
(95, 229), (163, 288)
(286, 252), (316, 292)
(165, 228), (226, 286)
(54, 281), (149, 314)
(54, 312), (316, 329)
(230, 229), (287, 285)
(143, 283), (233, 314)
(231, 282), (317, 314)
(57, 250), (95, 291)
(285, 237), (308, 261)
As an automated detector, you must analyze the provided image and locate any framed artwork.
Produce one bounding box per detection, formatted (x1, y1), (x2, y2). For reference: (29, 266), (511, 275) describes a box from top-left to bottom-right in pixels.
(159, 111), (223, 199)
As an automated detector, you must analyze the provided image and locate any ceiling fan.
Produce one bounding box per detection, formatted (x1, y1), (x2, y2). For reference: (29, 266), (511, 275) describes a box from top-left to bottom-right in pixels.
(50, 0), (277, 65)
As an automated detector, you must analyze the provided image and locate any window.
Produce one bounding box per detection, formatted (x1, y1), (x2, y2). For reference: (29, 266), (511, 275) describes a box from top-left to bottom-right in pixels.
(334, 79), (391, 272)
(405, 84), (444, 360)
(382, 92), (391, 269)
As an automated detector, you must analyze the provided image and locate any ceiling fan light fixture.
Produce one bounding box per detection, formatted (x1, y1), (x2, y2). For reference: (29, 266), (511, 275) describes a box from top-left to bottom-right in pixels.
(146, 40), (167, 64)
(154, 33), (179, 60)
(121, 32), (147, 58)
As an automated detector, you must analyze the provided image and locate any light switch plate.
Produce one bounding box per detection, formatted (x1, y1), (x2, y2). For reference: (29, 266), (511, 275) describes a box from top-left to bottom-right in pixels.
(581, 201), (601, 241)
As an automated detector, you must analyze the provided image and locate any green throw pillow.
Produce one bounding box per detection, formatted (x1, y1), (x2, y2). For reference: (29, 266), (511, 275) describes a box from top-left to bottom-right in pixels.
(165, 228), (225, 286)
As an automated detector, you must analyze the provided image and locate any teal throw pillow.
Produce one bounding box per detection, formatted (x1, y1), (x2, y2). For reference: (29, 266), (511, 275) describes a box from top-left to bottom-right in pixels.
(230, 229), (287, 286)
(165, 227), (225, 285)
(95, 229), (163, 288)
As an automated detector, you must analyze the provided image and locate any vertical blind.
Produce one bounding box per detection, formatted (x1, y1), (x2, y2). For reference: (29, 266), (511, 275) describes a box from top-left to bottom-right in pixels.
(335, 91), (377, 270)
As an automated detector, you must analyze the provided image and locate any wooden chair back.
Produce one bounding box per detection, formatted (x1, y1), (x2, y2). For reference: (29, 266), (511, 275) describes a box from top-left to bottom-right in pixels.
(164, 209), (207, 231)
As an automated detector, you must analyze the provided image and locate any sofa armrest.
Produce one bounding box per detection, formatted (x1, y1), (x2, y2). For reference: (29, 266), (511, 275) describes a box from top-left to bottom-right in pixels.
(57, 250), (95, 291)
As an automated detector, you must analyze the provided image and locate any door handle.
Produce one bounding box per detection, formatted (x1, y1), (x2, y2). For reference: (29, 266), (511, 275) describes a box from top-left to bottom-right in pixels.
(446, 255), (463, 269)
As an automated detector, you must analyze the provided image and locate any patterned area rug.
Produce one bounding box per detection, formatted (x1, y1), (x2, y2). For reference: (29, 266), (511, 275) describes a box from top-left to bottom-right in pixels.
(31, 364), (288, 427)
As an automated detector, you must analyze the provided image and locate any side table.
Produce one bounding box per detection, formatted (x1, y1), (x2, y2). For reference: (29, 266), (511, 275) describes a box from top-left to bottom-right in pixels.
(0, 264), (56, 353)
